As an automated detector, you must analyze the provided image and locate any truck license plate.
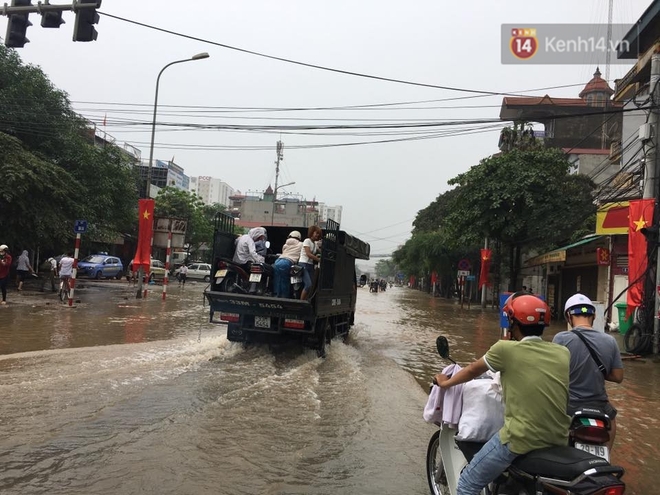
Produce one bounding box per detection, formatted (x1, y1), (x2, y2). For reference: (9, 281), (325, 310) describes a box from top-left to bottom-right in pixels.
(255, 316), (271, 328)
(574, 442), (609, 462)
(249, 273), (262, 282)
(290, 276), (302, 284)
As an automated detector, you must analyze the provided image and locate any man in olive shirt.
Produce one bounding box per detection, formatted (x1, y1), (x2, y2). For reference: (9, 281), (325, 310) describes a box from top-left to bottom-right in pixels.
(435, 293), (571, 495)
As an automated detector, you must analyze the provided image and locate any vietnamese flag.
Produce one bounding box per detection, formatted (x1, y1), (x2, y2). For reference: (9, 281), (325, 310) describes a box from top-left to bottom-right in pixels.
(133, 199), (155, 272)
(627, 199), (654, 315)
(479, 248), (492, 289)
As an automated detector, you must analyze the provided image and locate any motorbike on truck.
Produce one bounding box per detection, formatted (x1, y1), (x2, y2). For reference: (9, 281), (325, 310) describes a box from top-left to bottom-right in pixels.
(425, 336), (626, 495)
(204, 214), (370, 356)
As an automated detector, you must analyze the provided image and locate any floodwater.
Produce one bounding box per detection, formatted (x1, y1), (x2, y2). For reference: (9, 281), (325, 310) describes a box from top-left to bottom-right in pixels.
(0, 281), (657, 494)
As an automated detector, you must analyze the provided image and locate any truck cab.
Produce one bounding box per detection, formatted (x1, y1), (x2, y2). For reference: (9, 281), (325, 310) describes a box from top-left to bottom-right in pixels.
(203, 214), (370, 356)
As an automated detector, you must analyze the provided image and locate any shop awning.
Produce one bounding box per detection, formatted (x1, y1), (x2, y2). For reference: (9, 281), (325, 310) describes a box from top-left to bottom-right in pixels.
(523, 235), (603, 267)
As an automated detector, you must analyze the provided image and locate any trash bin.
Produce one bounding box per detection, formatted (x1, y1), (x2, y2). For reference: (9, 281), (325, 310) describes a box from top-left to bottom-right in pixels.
(615, 302), (633, 335)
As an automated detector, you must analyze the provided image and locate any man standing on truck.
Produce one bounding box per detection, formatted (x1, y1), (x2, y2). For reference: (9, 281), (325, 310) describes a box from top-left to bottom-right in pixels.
(233, 227), (266, 272)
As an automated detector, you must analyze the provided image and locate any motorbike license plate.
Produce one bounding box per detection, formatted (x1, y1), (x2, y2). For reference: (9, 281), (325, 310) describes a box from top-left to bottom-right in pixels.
(574, 442), (609, 462)
(249, 273), (262, 283)
(215, 269), (227, 278)
(255, 316), (271, 328)
(290, 276), (303, 284)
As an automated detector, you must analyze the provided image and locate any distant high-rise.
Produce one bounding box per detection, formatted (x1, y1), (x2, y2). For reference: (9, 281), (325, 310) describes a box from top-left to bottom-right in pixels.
(189, 176), (235, 208)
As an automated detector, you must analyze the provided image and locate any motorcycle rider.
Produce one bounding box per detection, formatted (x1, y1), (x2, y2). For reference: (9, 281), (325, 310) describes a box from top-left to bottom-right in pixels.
(232, 227), (266, 273)
(553, 293), (624, 449)
(434, 293), (571, 495)
(273, 230), (302, 298)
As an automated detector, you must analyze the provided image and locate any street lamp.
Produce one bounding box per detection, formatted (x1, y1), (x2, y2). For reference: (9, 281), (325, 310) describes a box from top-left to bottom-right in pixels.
(145, 52), (210, 199)
(271, 181), (295, 225)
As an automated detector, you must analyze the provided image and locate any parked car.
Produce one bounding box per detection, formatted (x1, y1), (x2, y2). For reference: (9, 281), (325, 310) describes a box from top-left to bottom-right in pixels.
(149, 259), (168, 280)
(77, 254), (124, 280)
(175, 262), (212, 282)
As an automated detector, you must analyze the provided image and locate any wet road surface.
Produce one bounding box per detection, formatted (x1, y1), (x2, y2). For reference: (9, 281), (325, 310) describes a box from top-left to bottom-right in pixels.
(0, 282), (657, 494)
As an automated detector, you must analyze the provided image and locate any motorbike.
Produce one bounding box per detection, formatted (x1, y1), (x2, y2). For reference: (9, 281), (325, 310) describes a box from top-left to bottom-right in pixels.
(290, 264), (305, 299)
(569, 406), (612, 462)
(214, 258), (250, 293)
(370, 280), (379, 293)
(426, 336), (626, 495)
(247, 253), (279, 296)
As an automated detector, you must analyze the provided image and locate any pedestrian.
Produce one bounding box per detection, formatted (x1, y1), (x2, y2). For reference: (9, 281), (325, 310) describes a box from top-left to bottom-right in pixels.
(178, 264), (188, 286)
(273, 231), (302, 297)
(434, 293), (570, 494)
(58, 252), (75, 293)
(299, 225), (322, 301)
(0, 245), (12, 305)
(16, 249), (35, 292)
(43, 256), (58, 292)
(553, 293), (624, 450)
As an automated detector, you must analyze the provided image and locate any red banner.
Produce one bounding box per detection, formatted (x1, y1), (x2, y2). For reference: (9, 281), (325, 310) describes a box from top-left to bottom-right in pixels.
(133, 199), (155, 273)
(627, 199), (654, 316)
(479, 248), (492, 289)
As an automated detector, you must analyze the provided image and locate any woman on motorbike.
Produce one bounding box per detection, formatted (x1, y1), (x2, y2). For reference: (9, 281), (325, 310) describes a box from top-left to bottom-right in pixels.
(299, 225), (322, 301)
(273, 231), (302, 298)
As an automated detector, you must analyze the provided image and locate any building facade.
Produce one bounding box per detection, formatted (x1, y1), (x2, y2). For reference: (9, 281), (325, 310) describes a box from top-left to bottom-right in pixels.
(318, 203), (343, 225)
(229, 186), (320, 229)
(189, 176), (235, 207)
(136, 159), (190, 198)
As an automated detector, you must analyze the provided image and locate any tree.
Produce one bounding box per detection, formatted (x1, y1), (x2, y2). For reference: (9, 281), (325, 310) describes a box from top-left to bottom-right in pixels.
(0, 45), (140, 253)
(154, 187), (226, 258)
(444, 148), (596, 290)
(375, 259), (397, 278)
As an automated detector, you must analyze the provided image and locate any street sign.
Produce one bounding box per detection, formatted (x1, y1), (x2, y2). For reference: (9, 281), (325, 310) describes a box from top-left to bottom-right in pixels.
(466, 275), (476, 282)
(458, 258), (471, 271)
(74, 220), (88, 234)
(457, 270), (470, 277)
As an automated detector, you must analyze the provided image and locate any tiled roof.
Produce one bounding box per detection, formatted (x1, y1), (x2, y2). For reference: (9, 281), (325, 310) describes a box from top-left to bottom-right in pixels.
(579, 68), (614, 98)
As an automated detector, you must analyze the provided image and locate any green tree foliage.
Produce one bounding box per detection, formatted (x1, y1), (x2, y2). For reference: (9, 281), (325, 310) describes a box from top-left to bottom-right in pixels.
(445, 148), (595, 290)
(154, 187), (226, 258)
(0, 45), (140, 253)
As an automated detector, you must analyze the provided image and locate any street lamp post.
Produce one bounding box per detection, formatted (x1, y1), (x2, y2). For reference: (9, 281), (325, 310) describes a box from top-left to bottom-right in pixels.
(270, 181), (295, 226)
(138, 52), (209, 299)
(145, 52), (210, 199)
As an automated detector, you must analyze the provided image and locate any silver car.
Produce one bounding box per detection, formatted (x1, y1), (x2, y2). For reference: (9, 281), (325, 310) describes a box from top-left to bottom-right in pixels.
(176, 263), (212, 282)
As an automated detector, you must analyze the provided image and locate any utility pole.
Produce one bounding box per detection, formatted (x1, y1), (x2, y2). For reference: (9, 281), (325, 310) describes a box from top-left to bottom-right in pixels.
(271, 140), (284, 226)
(481, 237), (488, 308)
(650, 53), (660, 354)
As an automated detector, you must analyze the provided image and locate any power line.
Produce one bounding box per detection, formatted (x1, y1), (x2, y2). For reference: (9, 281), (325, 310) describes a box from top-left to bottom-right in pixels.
(99, 11), (585, 98)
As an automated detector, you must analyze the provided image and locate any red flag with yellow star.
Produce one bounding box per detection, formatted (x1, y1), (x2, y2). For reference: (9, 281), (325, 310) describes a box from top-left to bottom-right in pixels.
(133, 199), (155, 272)
(627, 199), (654, 314)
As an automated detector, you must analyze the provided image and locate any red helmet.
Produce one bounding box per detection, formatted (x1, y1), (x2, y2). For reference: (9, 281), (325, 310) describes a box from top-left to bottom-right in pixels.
(503, 292), (551, 327)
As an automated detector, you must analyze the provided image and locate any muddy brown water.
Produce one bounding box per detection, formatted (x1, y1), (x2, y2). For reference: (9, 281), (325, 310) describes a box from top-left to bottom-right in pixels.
(0, 281), (657, 494)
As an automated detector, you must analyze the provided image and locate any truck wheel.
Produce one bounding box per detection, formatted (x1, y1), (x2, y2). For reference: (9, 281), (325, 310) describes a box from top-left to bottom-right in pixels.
(315, 319), (329, 358)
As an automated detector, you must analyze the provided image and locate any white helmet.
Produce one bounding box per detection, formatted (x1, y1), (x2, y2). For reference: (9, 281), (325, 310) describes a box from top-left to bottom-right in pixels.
(0, 244), (7, 251)
(288, 231), (302, 240)
(564, 293), (596, 317)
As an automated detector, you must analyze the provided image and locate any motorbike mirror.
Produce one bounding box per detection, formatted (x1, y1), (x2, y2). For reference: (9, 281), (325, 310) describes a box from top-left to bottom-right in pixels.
(265, 241), (271, 249)
(436, 336), (450, 359)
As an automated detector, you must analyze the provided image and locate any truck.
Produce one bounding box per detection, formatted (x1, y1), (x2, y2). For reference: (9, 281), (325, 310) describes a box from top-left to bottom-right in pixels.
(203, 213), (370, 356)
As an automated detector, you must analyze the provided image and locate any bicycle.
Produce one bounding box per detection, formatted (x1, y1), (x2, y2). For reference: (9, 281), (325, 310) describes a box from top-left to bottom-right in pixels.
(58, 277), (71, 303)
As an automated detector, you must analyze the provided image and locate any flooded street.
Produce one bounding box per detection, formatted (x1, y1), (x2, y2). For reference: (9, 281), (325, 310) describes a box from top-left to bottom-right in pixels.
(0, 283), (658, 494)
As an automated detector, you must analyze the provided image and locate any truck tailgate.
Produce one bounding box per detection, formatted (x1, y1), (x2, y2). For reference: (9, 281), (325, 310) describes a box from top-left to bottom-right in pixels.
(204, 290), (314, 319)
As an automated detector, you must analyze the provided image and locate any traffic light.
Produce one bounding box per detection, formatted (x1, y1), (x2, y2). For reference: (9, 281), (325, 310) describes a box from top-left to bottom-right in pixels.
(41, 10), (65, 29)
(72, 0), (101, 42)
(4, 0), (32, 48)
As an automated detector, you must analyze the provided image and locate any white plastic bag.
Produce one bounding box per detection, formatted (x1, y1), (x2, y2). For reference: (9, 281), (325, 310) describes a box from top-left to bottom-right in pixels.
(423, 384), (443, 425)
(455, 373), (505, 442)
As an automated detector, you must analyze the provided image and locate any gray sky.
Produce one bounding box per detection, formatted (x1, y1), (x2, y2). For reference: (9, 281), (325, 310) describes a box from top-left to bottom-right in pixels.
(4, 0), (650, 254)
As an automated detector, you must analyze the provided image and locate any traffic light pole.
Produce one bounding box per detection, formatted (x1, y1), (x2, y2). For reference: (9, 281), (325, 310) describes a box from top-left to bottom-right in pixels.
(1, 1), (99, 16)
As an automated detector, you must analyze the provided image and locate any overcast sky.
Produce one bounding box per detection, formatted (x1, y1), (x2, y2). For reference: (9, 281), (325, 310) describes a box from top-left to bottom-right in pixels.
(2, 0), (651, 254)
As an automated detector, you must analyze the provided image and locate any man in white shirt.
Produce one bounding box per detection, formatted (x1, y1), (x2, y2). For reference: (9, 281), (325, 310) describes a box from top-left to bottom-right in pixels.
(232, 227), (266, 271)
(58, 253), (75, 290)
